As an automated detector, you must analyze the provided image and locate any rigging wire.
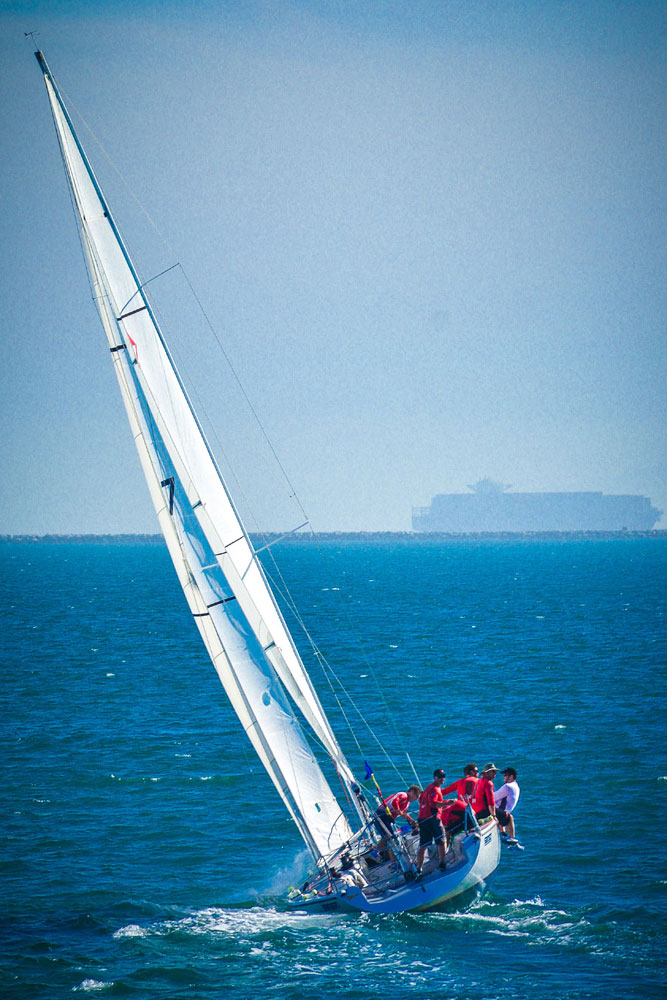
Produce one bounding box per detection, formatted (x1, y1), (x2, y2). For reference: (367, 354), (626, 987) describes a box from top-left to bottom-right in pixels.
(262, 560), (408, 786)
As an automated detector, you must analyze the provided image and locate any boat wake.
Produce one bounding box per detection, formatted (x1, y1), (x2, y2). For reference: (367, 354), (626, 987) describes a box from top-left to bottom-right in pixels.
(419, 892), (658, 963)
(113, 904), (337, 943)
(426, 894), (589, 946)
(102, 889), (664, 999)
(111, 891), (633, 961)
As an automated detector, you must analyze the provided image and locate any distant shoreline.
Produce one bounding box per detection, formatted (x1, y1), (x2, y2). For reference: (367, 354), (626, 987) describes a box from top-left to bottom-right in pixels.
(1, 530), (665, 545)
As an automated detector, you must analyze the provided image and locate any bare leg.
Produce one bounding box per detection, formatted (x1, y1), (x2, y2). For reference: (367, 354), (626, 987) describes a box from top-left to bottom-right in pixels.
(506, 815), (516, 839)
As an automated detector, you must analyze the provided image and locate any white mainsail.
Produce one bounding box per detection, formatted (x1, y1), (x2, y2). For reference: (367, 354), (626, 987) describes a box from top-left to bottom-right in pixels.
(37, 52), (358, 860)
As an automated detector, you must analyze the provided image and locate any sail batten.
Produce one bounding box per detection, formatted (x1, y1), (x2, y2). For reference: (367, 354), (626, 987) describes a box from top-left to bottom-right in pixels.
(38, 50), (357, 859)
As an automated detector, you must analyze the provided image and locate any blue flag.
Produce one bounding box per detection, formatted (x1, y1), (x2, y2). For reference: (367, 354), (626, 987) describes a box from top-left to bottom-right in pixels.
(364, 760), (373, 780)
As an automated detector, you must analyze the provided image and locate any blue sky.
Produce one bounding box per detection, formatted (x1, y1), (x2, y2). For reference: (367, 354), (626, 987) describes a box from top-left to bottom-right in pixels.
(1, 1), (665, 532)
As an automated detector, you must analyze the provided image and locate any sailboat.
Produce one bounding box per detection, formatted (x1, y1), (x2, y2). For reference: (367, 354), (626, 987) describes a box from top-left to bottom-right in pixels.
(35, 50), (501, 914)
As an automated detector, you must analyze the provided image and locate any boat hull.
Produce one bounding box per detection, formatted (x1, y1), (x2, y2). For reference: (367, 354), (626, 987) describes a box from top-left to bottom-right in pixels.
(288, 822), (501, 915)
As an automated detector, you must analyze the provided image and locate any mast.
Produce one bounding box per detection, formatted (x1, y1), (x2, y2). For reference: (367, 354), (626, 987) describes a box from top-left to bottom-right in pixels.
(35, 50), (363, 858)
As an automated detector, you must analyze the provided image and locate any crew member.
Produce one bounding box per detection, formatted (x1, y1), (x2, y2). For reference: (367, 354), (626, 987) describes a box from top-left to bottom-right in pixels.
(494, 766), (520, 842)
(416, 769), (448, 873)
(473, 763), (498, 822)
(442, 763), (478, 802)
(440, 763), (479, 831)
(374, 784), (421, 853)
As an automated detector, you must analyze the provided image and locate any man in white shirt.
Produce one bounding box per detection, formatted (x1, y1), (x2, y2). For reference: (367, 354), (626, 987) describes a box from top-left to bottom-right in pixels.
(494, 767), (520, 843)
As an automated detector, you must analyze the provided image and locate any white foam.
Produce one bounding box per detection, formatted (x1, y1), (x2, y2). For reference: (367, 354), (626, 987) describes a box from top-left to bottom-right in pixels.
(443, 895), (589, 949)
(73, 979), (112, 992)
(113, 924), (147, 939)
(113, 905), (327, 943)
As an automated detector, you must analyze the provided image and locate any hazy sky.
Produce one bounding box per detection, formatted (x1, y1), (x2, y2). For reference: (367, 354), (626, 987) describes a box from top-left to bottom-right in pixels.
(2, 1), (665, 532)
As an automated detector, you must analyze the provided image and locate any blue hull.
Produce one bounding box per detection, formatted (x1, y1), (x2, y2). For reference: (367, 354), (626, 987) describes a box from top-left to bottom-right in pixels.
(288, 822), (501, 915)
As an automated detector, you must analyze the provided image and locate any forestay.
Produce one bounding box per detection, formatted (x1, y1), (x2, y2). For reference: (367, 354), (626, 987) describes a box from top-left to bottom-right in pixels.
(37, 51), (356, 860)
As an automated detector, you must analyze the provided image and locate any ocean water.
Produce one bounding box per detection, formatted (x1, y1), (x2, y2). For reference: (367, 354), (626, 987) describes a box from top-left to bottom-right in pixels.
(1, 536), (665, 999)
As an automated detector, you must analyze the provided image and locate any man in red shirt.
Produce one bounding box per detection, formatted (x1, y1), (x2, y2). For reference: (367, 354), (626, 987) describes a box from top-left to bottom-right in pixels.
(439, 763), (479, 832)
(442, 763), (479, 802)
(473, 763), (498, 822)
(416, 769), (448, 873)
(373, 784), (421, 854)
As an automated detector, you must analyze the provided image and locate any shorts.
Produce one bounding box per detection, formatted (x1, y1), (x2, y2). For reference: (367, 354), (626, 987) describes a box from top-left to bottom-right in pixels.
(418, 815), (445, 847)
(496, 807), (511, 826)
(373, 811), (394, 838)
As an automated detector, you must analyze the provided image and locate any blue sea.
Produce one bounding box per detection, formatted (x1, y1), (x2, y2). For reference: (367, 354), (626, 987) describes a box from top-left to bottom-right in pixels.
(2, 536), (665, 999)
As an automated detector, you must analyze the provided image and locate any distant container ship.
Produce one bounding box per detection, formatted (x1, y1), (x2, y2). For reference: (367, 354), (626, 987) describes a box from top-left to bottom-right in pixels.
(412, 479), (663, 533)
